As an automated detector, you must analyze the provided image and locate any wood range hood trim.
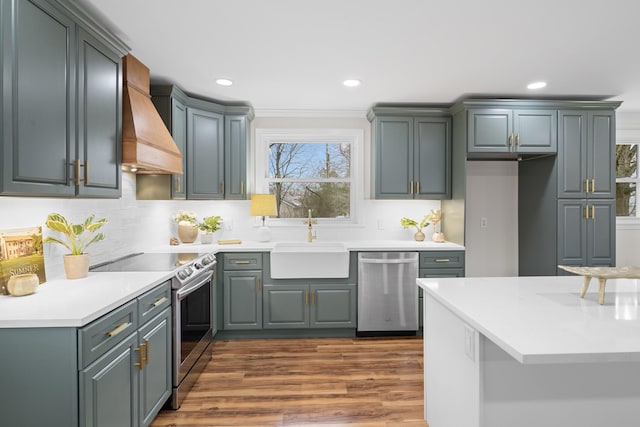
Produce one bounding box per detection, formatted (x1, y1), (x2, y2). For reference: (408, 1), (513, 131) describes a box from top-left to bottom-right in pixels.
(122, 54), (182, 175)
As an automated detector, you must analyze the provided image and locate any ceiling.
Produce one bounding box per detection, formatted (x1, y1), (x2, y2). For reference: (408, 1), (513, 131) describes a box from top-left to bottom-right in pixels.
(81, 0), (640, 115)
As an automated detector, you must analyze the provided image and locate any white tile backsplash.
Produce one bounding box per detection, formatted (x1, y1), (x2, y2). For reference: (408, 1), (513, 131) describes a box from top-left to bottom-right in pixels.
(1, 173), (441, 280)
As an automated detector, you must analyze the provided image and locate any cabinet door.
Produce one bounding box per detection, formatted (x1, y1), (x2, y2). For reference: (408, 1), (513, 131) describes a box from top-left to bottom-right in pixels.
(2, 0), (76, 196)
(171, 98), (187, 199)
(76, 28), (121, 197)
(414, 117), (451, 199)
(139, 308), (171, 427)
(80, 333), (139, 427)
(224, 115), (247, 200)
(263, 284), (308, 329)
(310, 283), (357, 328)
(374, 116), (413, 198)
(513, 109), (557, 153)
(557, 199), (588, 267)
(587, 200), (615, 266)
(186, 108), (224, 199)
(587, 111), (616, 199)
(467, 109), (512, 154)
(223, 271), (262, 329)
(557, 110), (588, 198)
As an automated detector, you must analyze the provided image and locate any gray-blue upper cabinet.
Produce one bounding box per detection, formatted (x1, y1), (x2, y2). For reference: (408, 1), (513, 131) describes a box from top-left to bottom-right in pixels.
(467, 108), (557, 155)
(368, 108), (451, 199)
(1, 0), (126, 198)
(186, 107), (225, 199)
(224, 114), (248, 200)
(557, 110), (616, 199)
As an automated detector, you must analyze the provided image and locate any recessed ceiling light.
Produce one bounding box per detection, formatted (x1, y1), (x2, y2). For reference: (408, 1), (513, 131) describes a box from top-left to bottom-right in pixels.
(216, 78), (233, 86)
(343, 79), (361, 87)
(527, 81), (547, 90)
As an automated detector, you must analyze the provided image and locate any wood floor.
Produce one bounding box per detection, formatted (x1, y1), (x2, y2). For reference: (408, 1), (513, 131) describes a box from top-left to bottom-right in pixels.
(151, 337), (428, 427)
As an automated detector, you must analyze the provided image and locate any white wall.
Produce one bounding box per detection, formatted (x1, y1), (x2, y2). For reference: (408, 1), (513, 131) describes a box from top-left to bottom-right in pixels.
(616, 112), (640, 266)
(464, 161), (519, 277)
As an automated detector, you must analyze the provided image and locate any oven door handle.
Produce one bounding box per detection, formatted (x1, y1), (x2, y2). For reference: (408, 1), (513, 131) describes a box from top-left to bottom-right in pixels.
(175, 269), (214, 301)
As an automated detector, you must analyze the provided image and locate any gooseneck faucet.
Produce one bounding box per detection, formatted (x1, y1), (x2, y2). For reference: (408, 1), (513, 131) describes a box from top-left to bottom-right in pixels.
(305, 209), (317, 242)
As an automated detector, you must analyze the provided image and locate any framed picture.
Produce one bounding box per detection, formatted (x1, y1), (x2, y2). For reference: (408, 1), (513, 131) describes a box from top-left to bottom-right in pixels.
(0, 226), (46, 295)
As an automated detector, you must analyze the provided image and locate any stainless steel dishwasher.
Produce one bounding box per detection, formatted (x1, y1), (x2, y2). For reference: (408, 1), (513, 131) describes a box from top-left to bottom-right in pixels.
(357, 252), (419, 334)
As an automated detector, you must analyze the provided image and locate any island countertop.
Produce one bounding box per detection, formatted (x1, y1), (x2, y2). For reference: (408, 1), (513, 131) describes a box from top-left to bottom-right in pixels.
(417, 275), (640, 364)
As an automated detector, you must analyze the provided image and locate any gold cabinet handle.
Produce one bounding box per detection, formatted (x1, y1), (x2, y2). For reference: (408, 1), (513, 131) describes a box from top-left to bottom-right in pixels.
(585, 179), (590, 193)
(305, 291), (309, 305)
(516, 133), (520, 146)
(221, 180), (225, 195)
(143, 340), (149, 366)
(591, 179), (595, 193)
(435, 258), (451, 263)
(591, 205), (595, 220)
(508, 133), (514, 147)
(152, 296), (167, 307)
(410, 180), (414, 194)
(585, 205), (589, 219)
(234, 260), (250, 264)
(240, 180), (244, 195)
(106, 322), (130, 337)
(416, 181), (420, 194)
(83, 161), (89, 185)
(175, 175), (182, 193)
(134, 344), (144, 369)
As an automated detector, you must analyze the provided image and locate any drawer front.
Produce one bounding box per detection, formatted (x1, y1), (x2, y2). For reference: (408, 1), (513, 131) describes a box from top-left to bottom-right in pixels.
(419, 251), (465, 269)
(223, 252), (263, 270)
(138, 280), (171, 326)
(78, 300), (138, 369)
(419, 268), (465, 278)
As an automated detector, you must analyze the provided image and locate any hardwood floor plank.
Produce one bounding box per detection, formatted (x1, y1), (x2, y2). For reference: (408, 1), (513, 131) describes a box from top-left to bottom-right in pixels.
(151, 337), (427, 427)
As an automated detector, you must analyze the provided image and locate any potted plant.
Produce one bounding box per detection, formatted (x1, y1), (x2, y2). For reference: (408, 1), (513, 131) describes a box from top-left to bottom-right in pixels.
(401, 214), (432, 242)
(173, 210), (198, 243)
(44, 213), (107, 279)
(196, 215), (223, 244)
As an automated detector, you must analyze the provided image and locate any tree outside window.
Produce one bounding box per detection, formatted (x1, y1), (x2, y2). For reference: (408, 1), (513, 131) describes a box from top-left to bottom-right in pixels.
(616, 143), (638, 217)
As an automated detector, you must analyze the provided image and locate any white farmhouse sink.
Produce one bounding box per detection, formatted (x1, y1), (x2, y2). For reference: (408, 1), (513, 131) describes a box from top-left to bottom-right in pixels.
(270, 242), (350, 279)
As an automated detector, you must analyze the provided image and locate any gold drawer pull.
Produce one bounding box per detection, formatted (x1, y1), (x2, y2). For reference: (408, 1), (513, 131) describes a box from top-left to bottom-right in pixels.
(106, 322), (130, 337)
(435, 258), (451, 263)
(134, 344), (144, 369)
(234, 260), (251, 264)
(585, 205), (589, 219)
(584, 179), (589, 193)
(591, 205), (595, 220)
(152, 296), (167, 307)
(591, 179), (595, 193)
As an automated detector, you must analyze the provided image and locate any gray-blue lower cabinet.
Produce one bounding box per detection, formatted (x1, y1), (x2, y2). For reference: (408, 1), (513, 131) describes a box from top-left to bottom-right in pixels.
(418, 251), (465, 327)
(223, 270), (262, 329)
(263, 283), (357, 329)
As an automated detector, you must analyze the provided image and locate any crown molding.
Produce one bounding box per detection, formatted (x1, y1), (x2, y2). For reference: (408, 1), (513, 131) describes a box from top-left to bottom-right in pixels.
(253, 109), (367, 118)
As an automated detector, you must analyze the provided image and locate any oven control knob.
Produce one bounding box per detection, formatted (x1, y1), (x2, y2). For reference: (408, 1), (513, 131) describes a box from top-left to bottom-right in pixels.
(201, 255), (213, 266)
(194, 262), (203, 270)
(178, 267), (192, 280)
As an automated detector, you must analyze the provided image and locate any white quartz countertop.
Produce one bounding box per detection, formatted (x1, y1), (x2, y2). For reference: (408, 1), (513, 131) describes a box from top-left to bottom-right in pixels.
(152, 239), (465, 253)
(417, 276), (640, 364)
(0, 271), (172, 328)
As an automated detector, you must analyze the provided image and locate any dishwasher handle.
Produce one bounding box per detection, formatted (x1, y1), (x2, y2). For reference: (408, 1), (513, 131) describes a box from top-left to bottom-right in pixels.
(358, 258), (417, 265)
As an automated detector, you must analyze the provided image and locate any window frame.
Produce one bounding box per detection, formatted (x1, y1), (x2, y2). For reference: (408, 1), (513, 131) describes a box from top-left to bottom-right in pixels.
(254, 128), (363, 227)
(616, 128), (640, 229)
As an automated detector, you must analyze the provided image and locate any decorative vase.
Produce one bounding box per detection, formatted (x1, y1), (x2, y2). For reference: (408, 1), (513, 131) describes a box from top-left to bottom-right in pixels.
(178, 222), (198, 243)
(414, 230), (426, 242)
(63, 254), (90, 279)
(7, 273), (40, 296)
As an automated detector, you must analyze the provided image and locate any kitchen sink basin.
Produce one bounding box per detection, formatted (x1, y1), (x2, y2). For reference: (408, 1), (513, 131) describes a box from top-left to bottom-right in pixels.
(270, 242), (350, 279)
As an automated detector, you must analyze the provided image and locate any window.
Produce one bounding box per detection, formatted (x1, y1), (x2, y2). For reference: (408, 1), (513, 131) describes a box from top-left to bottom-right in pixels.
(255, 129), (362, 222)
(616, 143), (639, 217)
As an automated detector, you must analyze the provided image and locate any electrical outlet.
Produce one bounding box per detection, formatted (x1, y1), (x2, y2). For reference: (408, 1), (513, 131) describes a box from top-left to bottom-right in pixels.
(480, 217), (488, 228)
(464, 324), (475, 361)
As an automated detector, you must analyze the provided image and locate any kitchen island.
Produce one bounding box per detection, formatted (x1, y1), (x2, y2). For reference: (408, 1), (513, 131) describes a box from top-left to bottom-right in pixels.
(417, 275), (640, 427)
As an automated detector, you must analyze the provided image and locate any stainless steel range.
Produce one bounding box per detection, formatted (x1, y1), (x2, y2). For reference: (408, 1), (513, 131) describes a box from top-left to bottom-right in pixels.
(91, 252), (216, 409)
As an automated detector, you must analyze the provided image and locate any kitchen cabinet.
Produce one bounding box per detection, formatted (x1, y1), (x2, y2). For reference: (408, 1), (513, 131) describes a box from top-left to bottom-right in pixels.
(1, 0), (125, 197)
(418, 250), (465, 327)
(466, 108), (557, 155)
(557, 199), (616, 270)
(222, 253), (263, 330)
(144, 85), (253, 200)
(263, 283), (356, 329)
(187, 107), (225, 199)
(557, 110), (616, 199)
(368, 107), (451, 199)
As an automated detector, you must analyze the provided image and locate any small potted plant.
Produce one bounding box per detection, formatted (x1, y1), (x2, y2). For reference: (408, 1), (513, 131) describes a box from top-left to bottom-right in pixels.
(401, 214), (432, 242)
(196, 215), (223, 244)
(44, 213), (107, 279)
(173, 210), (198, 243)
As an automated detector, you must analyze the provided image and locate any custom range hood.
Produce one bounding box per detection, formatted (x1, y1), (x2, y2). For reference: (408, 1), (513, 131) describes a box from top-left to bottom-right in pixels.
(122, 54), (182, 174)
